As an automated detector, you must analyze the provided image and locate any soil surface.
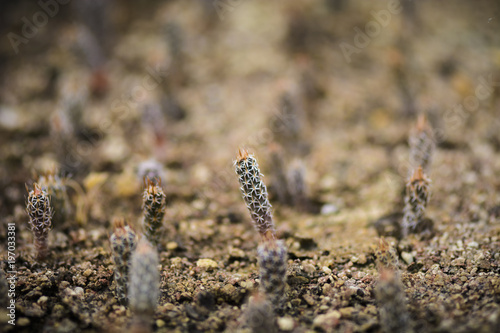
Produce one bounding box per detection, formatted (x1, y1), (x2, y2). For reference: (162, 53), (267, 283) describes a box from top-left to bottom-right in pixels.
(1, 1), (500, 332)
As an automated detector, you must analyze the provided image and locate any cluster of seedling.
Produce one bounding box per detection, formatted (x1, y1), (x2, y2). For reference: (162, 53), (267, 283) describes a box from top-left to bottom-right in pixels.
(22, 113), (440, 331)
(109, 220), (159, 331)
(234, 149), (288, 314)
(370, 115), (437, 332)
(108, 177), (166, 330)
(25, 169), (87, 259)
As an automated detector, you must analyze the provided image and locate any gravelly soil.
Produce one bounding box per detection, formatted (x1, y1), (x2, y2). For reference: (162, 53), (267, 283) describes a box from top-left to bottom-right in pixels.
(1, 1), (500, 332)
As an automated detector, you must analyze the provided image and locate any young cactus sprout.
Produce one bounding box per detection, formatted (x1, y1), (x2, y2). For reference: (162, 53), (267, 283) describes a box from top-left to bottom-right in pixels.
(110, 218), (137, 305)
(234, 148), (276, 241)
(409, 114), (434, 172)
(235, 149), (288, 309)
(375, 268), (413, 333)
(142, 177), (166, 247)
(402, 166), (431, 237)
(375, 238), (399, 271)
(257, 239), (288, 310)
(37, 169), (72, 226)
(287, 158), (308, 211)
(129, 238), (159, 331)
(26, 183), (53, 260)
(242, 292), (277, 333)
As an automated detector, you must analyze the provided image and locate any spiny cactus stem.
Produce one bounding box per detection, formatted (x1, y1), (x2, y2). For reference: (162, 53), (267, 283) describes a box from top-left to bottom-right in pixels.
(110, 218), (137, 305)
(235, 148), (276, 240)
(402, 166), (431, 237)
(142, 177), (166, 246)
(26, 183), (53, 260)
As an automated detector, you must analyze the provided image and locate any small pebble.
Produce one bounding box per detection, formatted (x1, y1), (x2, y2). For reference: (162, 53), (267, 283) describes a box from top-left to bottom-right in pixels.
(401, 252), (414, 265)
(302, 263), (316, 274)
(196, 259), (219, 270)
(467, 241), (479, 249)
(167, 242), (178, 250)
(74, 287), (84, 297)
(277, 317), (294, 331)
(313, 311), (341, 330)
(321, 204), (338, 215)
(451, 258), (466, 266)
(38, 296), (49, 305)
(17, 318), (30, 326)
(303, 294), (315, 306)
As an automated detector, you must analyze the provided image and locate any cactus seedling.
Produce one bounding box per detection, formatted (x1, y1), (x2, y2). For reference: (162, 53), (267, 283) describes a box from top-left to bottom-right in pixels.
(110, 218), (138, 305)
(129, 238), (159, 331)
(269, 144), (291, 205)
(235, 149), (288, 309)
(402, 166), (431, 237)
(26, 183), (53, 260)
(287, 158), (308, 211)
(241, 292), (277, 333)
(37, 169), (72, 227)
(409, 114), (434, 172)
(375, 238), (399, 271)
(142, 178), (166, 247)
(375, 268), (413, 333)
(257, 239), (288, 309)
(235, 149), (276, 241)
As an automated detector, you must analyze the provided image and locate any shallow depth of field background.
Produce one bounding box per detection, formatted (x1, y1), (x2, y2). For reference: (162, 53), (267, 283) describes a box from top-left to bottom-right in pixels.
(0, 1), (500, 332)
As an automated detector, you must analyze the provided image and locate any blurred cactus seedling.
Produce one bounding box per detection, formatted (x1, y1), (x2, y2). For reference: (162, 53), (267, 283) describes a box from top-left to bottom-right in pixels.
(142, 177), (166, 247)
(409, 114), (435, 173)
(402, 166), (432, 237)
(110, 218), (138, 305)
(37, 169), (72, 227)
(26, 183), (54, 260)
(129, 238), (159, 332)
(375, 268), (413, 333)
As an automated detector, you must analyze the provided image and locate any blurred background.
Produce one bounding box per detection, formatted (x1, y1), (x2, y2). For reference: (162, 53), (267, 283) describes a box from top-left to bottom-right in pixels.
(0, 0), (499, 233)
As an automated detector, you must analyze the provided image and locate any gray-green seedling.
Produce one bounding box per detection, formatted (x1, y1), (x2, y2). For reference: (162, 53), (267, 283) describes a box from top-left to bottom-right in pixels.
(402, 166), (431, 237)
(257, 239), (288, 309)
(241, 292), (277, 333)
(235, 149), (287, 309)
(409, 114), (434, 172)
(26, 183), (53, 260)
(142, 177), (166, 247)
(287, 158), (308, 211)
(129, 237), (159, 332)
(110, 218), (137, 305)
(375, 268), (413, 333)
